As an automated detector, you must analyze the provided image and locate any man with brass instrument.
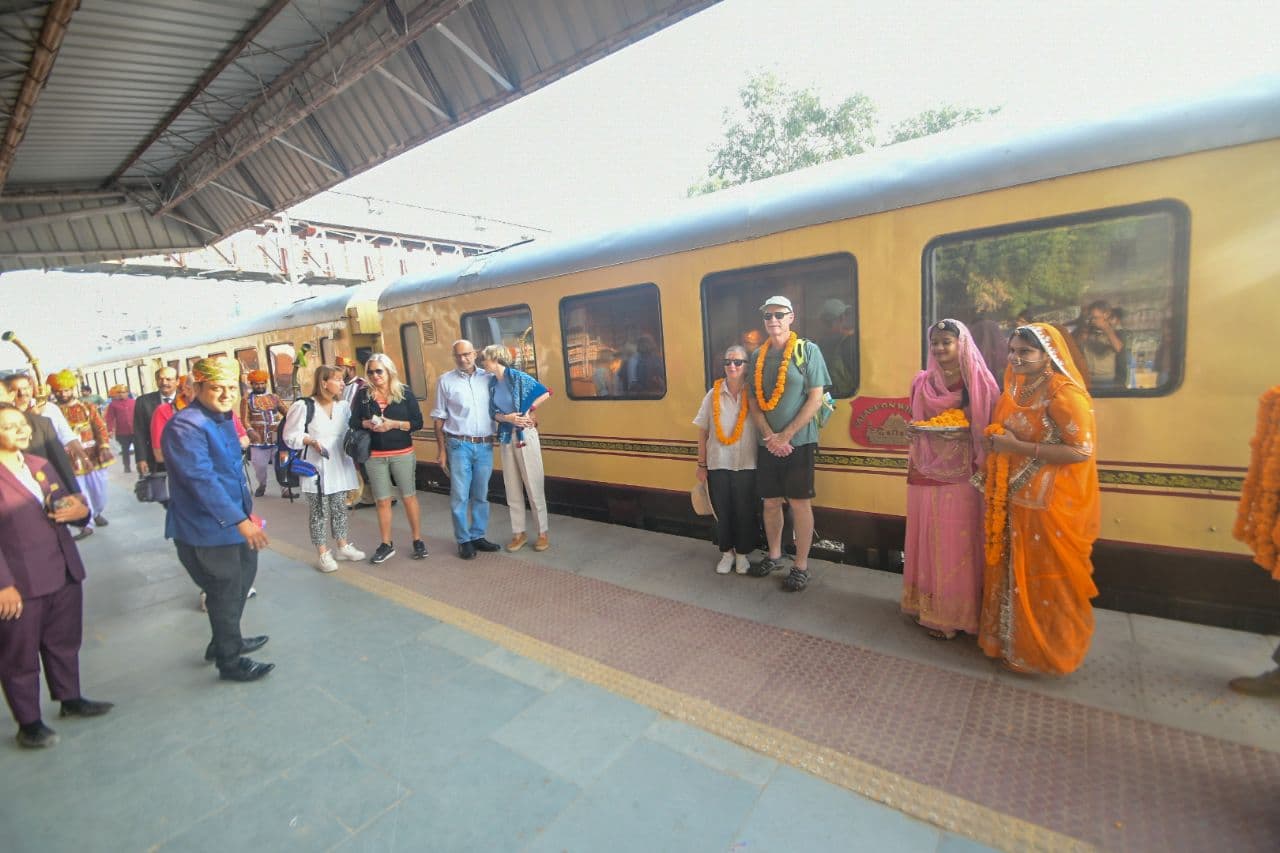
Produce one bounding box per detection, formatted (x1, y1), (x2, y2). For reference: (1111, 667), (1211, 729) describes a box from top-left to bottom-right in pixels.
(241, 369), (289, 498)
(48, 370), (114, 530)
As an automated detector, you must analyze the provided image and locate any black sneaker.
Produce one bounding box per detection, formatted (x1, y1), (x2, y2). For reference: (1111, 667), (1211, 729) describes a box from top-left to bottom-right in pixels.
(370, 542), (395, 564)
(782, 567), (810, 592)
(746, 555), (786, 577)
(412, 539), (428, 559)
(471, 538), (500, 552)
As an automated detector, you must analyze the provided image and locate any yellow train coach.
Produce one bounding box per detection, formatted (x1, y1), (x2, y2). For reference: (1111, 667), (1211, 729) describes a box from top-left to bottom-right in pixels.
(77, 80), (1279, 631)
(377, 81), (1280, 632)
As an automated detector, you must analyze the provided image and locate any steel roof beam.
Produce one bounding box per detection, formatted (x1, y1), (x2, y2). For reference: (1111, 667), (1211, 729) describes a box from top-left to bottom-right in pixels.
(436, 22), (513, 92)
(157, 0), (469, 216)
(108, 0), (297, 184)
(0, 0), (76, 193)
(0, 201), (140, 233)
(0, 188), (125, 204)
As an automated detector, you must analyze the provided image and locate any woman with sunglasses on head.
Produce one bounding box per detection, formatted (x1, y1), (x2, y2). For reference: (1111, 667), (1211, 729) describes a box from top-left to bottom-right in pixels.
(350, 354), (425, 564)
(693, 345), (760, 574)
(479, 345), (552, 552)
(976, 324), (1101, 675)
(902, 320), (998, 640)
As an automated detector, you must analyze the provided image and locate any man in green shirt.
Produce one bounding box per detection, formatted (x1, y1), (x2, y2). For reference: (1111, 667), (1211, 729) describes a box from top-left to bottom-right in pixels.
(746, 296), (831, 592)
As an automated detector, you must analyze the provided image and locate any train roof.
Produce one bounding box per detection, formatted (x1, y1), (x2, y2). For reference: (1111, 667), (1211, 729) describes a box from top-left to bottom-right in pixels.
(83, 281), (386, 367)
(381, 76), (1280, 311)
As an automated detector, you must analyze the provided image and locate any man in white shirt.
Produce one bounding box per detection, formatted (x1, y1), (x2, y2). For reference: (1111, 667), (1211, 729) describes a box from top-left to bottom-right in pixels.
(430, 340), (498, 560)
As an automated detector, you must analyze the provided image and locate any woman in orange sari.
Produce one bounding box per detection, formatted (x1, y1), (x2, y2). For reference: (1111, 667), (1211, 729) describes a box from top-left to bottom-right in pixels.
(978, 323), (1100, 675)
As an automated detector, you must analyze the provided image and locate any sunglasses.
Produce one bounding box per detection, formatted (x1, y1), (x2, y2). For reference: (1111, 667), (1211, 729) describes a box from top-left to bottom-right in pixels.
(367, 368), (386, 375)
(762, 311), (791, 321)
(722, 359), (747, 367)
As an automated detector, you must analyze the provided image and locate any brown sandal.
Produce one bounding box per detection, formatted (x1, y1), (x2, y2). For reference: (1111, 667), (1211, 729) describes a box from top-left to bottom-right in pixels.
(925, 628), (956, 640)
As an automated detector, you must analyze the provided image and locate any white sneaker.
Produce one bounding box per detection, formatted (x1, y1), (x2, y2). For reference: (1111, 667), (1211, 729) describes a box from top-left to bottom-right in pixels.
(334, 543), (366, 561)
(734, 554), (750, 574)
(247, 586), (257, 598)
(716, 552), (734, 574)
(316, 551), (339, 573)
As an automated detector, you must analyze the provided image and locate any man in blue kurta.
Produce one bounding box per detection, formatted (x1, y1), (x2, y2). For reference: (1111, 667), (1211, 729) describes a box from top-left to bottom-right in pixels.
(162, 357), (273, 682)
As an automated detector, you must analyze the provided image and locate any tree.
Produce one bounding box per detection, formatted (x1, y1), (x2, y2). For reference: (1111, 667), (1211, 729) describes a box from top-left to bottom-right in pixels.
(688, 72), (1000, 196)
(688, 73), (876, 196)
(885, 105), (1001, 146)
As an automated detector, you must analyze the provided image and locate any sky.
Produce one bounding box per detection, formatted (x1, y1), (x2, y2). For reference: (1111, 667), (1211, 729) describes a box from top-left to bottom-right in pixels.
(4, 0), (1279, 370)
(321, 0), (1280, 235)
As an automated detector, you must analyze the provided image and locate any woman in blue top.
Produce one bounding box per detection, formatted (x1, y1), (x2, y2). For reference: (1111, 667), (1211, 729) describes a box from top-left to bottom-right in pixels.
(479, 344), (551, 552)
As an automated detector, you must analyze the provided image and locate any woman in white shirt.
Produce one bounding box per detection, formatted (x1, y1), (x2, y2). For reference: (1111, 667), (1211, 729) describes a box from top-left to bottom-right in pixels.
(693, 345), (760, 574)
(282, 366), (364, 573)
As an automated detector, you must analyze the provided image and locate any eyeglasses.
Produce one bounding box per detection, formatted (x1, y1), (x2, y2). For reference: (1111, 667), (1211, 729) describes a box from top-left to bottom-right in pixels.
(762, 311), (791, 321)
(367, 368), (386, 375)
(722, 359), (747, 367)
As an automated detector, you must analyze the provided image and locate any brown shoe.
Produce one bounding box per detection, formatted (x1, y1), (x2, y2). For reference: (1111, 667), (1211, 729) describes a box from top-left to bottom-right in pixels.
(533, 533), (550, 552)
(1228, 668), (1280, 697)
(507, 533), (527, 552)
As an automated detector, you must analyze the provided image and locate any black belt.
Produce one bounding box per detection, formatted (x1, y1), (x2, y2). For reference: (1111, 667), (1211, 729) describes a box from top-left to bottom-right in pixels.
(445, 432), (493, 444)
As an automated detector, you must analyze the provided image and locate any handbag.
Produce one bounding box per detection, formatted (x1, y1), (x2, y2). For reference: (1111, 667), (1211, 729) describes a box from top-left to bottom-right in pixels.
(134, 472), (168, 503)
(343, 427), (371, 465)
(343, 388), (373, 464)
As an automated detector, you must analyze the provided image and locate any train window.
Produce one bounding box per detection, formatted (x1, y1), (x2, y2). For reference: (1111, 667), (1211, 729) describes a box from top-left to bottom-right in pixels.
(166, 360), (179, 374)
(234, 347), (260, 381)
(399, 323), (428, 399)
(319, 337), (336, 366)
(560, 284), (665, 400)
(925, 201), (1189, 396)
(266, 343), (296, 397)
(701, 253), (859, 397)
(124, 370), (135, 396)
(462, 305), (538, 379)
(135, 366), (146, 394)
(186, 357), (200, 375)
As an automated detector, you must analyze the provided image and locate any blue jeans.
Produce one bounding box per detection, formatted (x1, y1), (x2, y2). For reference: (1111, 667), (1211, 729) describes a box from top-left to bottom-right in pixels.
(448, 438), (493, 543)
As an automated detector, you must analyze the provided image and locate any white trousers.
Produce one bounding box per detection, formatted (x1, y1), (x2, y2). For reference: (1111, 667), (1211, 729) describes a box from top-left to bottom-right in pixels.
(249, 446), (274, 490)
(500, 428), (548, 536)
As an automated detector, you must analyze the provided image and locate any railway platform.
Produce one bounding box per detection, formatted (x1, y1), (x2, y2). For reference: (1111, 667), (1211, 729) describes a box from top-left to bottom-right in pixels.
(1, 465), (1277, 852)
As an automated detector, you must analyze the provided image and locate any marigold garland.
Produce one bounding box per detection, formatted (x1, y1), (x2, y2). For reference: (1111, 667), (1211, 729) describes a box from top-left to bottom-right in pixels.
(912, 408), (969, 428)
(1233, 385), (1280, 579)
(982, 423), (1012, 570)
(712, 379), (748, 446)
(754, 332), (797, 412)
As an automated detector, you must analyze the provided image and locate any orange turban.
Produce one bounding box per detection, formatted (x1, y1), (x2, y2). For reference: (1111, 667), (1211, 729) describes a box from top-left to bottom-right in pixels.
(191, 356), (241, 384)
(108, 384), (128, 396)
(246, 369), (270, 384)
(49, 369), (78, 391)
(335, 355), (355, 367)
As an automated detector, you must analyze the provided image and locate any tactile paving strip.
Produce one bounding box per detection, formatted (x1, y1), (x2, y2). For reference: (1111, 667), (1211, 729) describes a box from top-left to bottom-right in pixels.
(269, 538), (1280, 852)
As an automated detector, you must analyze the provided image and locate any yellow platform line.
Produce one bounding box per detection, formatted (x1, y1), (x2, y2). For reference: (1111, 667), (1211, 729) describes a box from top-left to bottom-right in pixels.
(269, 539), (1091, 853)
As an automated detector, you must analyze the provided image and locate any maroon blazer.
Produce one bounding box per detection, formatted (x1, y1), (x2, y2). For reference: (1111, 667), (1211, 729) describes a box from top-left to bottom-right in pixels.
(0, 454), (86, 598)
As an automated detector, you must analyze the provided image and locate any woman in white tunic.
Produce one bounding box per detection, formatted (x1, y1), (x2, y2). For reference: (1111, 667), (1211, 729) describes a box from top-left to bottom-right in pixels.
(282, 366), (365, 573)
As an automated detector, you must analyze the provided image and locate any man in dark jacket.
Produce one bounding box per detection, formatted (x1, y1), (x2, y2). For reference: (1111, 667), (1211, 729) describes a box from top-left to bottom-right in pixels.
(133, 366), (178, 475)
(0, 381), (80, 496)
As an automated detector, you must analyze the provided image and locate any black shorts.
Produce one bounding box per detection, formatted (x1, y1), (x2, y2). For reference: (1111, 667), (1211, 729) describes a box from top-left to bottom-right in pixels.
(755, 443), (816, 500)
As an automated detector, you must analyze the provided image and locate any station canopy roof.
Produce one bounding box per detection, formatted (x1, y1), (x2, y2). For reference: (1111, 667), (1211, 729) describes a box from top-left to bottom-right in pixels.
(0, 0), (717, 273)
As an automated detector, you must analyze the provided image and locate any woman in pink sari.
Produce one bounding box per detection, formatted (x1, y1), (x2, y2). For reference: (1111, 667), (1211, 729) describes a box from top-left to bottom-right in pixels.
(902, 319), (999, 639)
